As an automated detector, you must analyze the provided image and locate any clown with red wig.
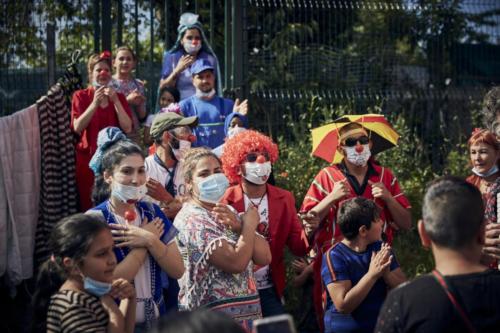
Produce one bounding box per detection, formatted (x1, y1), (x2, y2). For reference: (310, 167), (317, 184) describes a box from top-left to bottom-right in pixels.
(221, 130), (310, 317)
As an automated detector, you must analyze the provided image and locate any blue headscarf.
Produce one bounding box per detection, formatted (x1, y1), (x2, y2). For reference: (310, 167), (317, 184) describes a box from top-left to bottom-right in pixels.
(166, 12), (222, 96)
(224, 112), (249, 136)
(89, 127), (127, 175)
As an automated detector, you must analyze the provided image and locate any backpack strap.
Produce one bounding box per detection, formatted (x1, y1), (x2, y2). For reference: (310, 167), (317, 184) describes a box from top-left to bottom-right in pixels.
(432, 270), (476, 333)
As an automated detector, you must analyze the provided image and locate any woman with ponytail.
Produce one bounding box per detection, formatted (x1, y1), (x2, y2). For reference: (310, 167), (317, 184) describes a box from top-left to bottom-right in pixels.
(88, 126), (184, 332)
(32, 214), (136, 333)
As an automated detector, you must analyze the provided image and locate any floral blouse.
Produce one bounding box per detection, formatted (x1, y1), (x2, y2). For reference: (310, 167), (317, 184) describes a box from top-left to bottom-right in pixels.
(174, 202), (262, 328)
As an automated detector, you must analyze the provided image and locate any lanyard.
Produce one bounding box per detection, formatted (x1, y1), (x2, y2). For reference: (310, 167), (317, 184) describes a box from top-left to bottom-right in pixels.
(153, 154), (177, 197)
(432, 270), (476, 333)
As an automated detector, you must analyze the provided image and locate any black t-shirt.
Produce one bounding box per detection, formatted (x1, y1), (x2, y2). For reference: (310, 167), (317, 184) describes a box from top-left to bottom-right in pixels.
(375, 269), (500, 333)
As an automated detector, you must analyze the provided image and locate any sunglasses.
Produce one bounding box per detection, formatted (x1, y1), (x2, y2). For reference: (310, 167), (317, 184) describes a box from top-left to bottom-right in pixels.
(245, 151), (270, 163)
(343, 136), (369, 147)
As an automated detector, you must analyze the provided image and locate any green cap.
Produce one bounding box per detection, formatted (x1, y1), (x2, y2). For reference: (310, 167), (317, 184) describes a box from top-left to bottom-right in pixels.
(150, 112), (198, 138)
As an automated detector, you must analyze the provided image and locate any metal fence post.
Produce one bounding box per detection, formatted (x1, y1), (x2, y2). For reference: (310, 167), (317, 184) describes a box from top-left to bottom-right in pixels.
(117, 0), (123, 46)
(224, 0), (232, 93)
(231, 0), (246, 98)
(47, 21), (56, 87)
(93, 0), (101, 53)
(101, 0), (112, 51)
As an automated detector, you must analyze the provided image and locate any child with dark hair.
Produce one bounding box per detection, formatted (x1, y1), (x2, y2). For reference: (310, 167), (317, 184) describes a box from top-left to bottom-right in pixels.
(322, 197), (406, 333)
(144, 86), (181, 147)
(376, 177), (500, 333)
(32, 214), (136, 333)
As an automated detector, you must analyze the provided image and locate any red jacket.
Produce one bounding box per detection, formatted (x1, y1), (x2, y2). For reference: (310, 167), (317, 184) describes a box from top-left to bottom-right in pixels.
(222, 184), (309, 298)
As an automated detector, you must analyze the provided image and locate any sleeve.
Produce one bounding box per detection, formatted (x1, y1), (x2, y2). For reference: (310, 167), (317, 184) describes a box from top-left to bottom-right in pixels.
(179, 99), (193, 117)
(153, 203), (178, 245)
(386, 169), (411, 209)
(161, 52), (176, 79)
(60, 303), (106, 333)
(321, 248), (350, 286)
(300, 167), (334, 213)
(285, 192), (309, 256)
(184, 213), (230, 262)
(70, 90), (89, 131)
(374, 289), (404, 333)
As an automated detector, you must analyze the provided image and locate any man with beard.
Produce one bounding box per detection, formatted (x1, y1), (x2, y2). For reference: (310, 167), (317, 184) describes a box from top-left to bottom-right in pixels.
(179, 59), (248, 148)
(145, 112), (198, 313)
(146, 112), (198, 219)
(220, 130), (310, 317)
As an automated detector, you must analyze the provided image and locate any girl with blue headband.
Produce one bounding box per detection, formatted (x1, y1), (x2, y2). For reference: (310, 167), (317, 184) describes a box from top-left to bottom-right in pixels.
(159, 12), (222, 101)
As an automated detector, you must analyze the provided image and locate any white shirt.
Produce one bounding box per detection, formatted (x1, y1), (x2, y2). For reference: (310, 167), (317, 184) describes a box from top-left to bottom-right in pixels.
(244, 194), (273, 290)
(144, 155), (186, 205)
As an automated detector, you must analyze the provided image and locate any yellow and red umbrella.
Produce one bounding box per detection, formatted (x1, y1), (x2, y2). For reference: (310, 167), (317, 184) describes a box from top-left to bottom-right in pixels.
(311, 114), (399, 164)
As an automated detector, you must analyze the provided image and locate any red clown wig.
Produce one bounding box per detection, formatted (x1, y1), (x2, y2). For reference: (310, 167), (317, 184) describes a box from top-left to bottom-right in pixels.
(221, 129), (279, 184)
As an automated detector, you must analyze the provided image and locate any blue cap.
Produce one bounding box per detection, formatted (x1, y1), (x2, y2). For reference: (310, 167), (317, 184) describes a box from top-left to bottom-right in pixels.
(191, 59), (214, 75)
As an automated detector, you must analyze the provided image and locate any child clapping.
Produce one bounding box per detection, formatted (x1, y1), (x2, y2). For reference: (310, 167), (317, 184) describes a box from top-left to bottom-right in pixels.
(321, 197), (406, 333)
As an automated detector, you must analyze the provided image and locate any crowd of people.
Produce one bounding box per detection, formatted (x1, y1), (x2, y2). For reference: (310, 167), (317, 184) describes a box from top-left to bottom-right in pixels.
(28, 11), (500, 333)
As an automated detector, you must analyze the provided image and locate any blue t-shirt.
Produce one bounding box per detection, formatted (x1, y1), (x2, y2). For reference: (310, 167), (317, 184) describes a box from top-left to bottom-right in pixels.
(180, 95), (234, 149)
(321, 241), (399, 333)
(161, 50), (217, 101)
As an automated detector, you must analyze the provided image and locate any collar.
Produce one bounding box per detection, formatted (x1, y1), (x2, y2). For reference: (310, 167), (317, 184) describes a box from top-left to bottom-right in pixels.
(226, 183), (286, 203)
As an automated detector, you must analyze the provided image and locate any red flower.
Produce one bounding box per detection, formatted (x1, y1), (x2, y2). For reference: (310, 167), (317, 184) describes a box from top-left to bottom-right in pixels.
(99, 50), (111, 60)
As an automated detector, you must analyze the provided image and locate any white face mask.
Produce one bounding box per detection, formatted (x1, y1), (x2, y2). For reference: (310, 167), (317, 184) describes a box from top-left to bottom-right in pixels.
(184, 42), (202, 55)
(472, 164), (499, 178)
(344, 145), (371, 167)
(243, 161), (272, 185)
(111, 182), (147, 204)
(227, 126), (246, 138)
(195, 88), (216, 99)
(170, 139), (191, 161)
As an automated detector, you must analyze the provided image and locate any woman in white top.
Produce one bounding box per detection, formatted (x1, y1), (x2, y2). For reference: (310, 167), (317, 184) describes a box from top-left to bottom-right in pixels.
(87, 126), (184, 332)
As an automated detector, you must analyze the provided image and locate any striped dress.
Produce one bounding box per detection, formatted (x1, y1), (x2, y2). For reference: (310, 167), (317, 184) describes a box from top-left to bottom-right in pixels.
(47, 289), (108, 332)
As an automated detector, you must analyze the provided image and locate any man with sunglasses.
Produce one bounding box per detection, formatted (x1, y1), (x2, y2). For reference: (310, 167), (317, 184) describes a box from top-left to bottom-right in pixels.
(145, 112), (198, 219)
(220, 130), (309, 317)
(300, 122), (411, 331)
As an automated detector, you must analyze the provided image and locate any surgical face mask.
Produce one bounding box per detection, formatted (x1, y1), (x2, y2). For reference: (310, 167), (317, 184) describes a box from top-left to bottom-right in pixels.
(111, 182), (147, 204)
(344, 145), (371, 167)
(184, 42), (202, 55)
(243, 161), (272, 185)
(83, 276), (112, 297)
(227, 126), (246, 138)
(195, 88), (216, 99)
(196, 173), (229, 204)
(92, 81), (108, 88)
(472, 164), (499, 178)
(170, 139), (191, 161)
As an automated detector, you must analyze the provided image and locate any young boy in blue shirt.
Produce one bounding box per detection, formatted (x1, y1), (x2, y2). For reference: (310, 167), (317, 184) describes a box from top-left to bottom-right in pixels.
(321, 197), (406, 333)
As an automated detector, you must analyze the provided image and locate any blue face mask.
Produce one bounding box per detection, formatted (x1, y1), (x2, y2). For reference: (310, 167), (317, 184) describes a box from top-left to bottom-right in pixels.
(83, 276), (112, 297)
(472, 164), (499, 178)
(196, 173), (229, 204)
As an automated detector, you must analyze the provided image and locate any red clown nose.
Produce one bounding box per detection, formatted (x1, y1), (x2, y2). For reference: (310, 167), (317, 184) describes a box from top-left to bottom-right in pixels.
(355, 145), (364, 153)
(256, 155), (267, 164)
